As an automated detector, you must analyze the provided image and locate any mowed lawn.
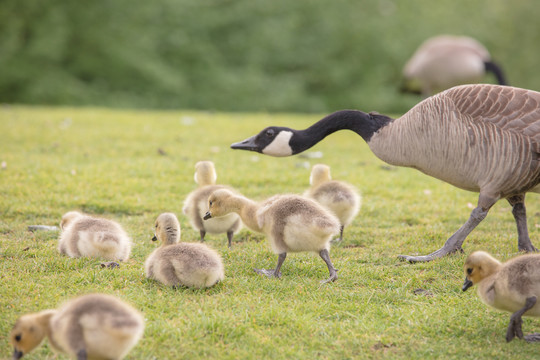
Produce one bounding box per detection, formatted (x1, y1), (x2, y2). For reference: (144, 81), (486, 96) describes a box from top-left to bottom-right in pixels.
(1, 106), (540, 359)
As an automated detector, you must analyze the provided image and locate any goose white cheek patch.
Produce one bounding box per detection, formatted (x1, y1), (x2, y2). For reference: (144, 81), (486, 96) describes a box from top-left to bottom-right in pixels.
(262, 131), (293, 157)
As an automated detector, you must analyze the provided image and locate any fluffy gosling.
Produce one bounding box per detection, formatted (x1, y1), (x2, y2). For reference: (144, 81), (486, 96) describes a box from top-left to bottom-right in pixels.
(145, 212), (224, 288)
(463, 251), (540, 342)
(204, 189), (340, 283)
(10, 293), (144, 359)
(58, 211), (131, 265)
(304, 164), (361, 242)
(183, 161), (242, 247)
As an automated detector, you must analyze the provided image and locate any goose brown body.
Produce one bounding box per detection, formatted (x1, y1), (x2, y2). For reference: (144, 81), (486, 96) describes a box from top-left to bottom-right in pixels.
(10, 294), (144, 359)
(231, 84), (540, 262)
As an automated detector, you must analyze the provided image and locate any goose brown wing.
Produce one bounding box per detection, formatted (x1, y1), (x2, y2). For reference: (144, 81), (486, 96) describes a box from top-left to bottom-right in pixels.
(445, 84), (540, 143)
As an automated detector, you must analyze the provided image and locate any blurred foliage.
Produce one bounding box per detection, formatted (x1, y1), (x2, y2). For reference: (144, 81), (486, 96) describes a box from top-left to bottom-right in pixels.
(0, 0), (539, 113)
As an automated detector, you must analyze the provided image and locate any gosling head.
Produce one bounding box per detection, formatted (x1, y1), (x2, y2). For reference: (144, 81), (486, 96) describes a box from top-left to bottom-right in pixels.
(194, 161), (217, 186)
(60, 211), (83, 230)
(462, 251), (502, 291)
(204, 189), (235, 220)
(310, 164), (332, 187)
(231, 126), (295, 157)
(10, 311), (55, 359)
(153, 213), (181, 245)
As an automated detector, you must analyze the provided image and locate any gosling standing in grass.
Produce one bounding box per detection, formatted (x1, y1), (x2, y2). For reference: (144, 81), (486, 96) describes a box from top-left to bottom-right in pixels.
(145, 212), (224, 288)
(58, 211), (131, 264)
(462, 251), (540, 342)
(304, 164), (361, 242)
(10, 293), (144, 360)
(204, 189), (340, 283)
(183, 161), (242, 248)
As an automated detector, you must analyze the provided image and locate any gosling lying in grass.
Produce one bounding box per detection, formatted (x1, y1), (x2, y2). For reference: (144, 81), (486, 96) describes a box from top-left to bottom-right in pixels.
(58, 211), (131, 266)
(463, 251), (540, 342)
(145, 212), (224, 288)
(10, 293), (144, 359)
(304, 164), (361, 242)
(204, 189), (340, 283)
(183, 161), (242, 247)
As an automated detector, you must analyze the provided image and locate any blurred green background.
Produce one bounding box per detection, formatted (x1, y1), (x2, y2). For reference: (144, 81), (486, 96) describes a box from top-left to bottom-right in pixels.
(1, 0), (538, 113)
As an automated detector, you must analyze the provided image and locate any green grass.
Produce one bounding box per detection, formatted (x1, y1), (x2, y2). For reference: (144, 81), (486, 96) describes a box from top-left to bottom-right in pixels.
(1, 105), (540, 359)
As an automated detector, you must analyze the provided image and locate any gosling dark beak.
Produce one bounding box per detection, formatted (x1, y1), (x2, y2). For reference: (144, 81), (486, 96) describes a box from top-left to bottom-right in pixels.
(203, 211), (212, 220)
(13, 348), (23, 360)
(151, 235), (157, 241)
(462, 277), (473, 292)
(231, 135), (260, 152)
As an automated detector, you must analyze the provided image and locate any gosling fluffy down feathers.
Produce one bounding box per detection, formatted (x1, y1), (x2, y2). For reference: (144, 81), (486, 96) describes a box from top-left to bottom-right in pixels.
(10, 293), (144, 359)
(182, 161), (242, 247)
(304, 164), (361, 241)
(463, 251), (540, 342)
(58, 211), (131, 261)
(145, 212), (224, 288)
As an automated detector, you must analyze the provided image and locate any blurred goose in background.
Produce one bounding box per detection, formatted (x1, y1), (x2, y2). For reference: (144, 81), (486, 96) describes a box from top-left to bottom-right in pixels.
(304, 164), (361, 242)
(463, 251), (540, 342)
(231, 84), (540, 263)
(10, 293), (144, 359)
(183, 161), (242, 248)
(204, 189), (340, 283)
(401, 35), (507, 96)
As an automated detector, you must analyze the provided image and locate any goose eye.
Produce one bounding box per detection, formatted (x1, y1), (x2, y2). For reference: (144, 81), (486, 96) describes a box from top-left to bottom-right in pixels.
(265, 129), (275, 137)
(15, 334), (21, 342)
(467, 268), (473, 275)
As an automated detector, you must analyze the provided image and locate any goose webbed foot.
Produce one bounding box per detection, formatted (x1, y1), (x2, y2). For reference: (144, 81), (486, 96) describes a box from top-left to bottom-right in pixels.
(524, 333), (540, 342)
(254, 268), (281, 278)
(518, 243), (538, 253)
(398, 246), (464, 263)
(100, 261), (120, 269)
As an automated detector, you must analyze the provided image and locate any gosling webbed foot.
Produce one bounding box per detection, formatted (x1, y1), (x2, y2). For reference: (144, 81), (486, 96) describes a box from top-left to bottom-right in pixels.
(398, 246), (464, 263)
(254, 268), (281, 279)
(100, 261), (120, 269)
(506, 314), (524, 342)
(524, 333), (540, 342)
(320, 269), (338, 284)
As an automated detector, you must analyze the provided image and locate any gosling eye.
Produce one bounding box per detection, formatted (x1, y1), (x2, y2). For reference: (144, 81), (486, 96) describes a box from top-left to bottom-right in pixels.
(15, 334), (21, 342)
(265, 129), (275, 137)
(209, 201), (213, 206)
(467, 268), (473, 275)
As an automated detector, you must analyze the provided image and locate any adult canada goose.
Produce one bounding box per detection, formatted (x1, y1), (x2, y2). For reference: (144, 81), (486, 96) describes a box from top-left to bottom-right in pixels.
(183, 161), (242, 248)
(230, 84), (540, 263)
(10, 293), (144, 359)
(462, 251), (540, 342)
(204, 189), (340, 283)
(304, 164), (361, 242)
(145, 213), (224, 288)
(401, 35), (507, 96)
(58, 211), (131, 264)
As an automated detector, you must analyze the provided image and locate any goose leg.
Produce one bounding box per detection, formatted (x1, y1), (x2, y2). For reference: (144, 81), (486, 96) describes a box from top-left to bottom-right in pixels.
(254, 253), (286, 279)
(507, 195), (538, 252)
(199, 230), (206, 242)
(319, 249), (338, 284)
(398, 204), (490, 263)
(226, 230), (234, 248)
(506, 296), (537, 342)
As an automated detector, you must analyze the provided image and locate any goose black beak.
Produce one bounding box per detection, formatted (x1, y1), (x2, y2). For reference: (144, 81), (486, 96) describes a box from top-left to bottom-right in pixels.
(203, 211), (212, 220)
(13, 348), (23, 360)
(462, 277), (473, 291)
(151, 235), (157, 241)
(231, 135), (260, 152)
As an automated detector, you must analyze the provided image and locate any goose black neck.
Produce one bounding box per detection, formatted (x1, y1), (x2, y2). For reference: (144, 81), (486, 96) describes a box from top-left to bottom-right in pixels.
(290, 110), (393, 154)
(484, 60), (507, 86)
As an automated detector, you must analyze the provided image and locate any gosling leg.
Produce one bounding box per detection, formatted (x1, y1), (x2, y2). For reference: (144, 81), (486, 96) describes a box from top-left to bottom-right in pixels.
(77, 349), (87, 360)
(254, 253), (286, 279)
(199, 230), (206, 242)
(506, 296), (537, 342)
(226, 230), (234, 248)
(332, 225), (345, 243)
(319, 249), (338, 283)
(508, 195), (538, 252)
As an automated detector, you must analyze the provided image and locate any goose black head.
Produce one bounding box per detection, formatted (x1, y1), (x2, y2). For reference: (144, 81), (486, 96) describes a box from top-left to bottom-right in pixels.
(231, 126), (295, 157)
